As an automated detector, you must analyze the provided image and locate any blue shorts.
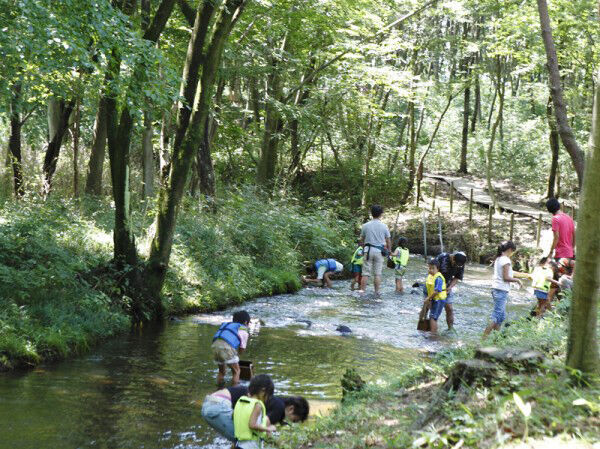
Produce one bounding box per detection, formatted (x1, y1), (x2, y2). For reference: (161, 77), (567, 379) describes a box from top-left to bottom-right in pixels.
(446, 290), (456, 305)
(351, 264), (362, 274)
(491, 288), (509, 324)
(430, 299), (447, 320)
(534, 289), (548, 300)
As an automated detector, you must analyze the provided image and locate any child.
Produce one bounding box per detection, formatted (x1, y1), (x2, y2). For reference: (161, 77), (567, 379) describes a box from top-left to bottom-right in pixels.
(233, 374), (277, 449)
(350, 243), (364, 290)
(390, 237), (410, 294)
(212, 310), (251, 387)
(303, 258), (344, 288)
(531, 257), (559, 316)
(420, 258), (447, 334)
(483, 241), (522, 337)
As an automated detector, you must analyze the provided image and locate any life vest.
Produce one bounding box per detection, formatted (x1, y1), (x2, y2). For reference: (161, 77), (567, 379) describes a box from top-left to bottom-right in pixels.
(426, 272), (447, 300)
(212, 322), (248, 349)
(532, 267), (552, 292)
(233, 395), (267, 441)
(315, 258), (337, 272)
(351, 247), (364, 265)
(392, 247), (409, 266)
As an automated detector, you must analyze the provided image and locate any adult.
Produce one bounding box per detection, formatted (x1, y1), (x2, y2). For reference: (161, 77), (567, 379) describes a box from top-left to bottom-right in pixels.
(359, 205), (391, 296)
(545, 198), (575, 260)
(435, 251), (467, 330)
(303, 258), (344, 288)
(201, 386), (310, 442)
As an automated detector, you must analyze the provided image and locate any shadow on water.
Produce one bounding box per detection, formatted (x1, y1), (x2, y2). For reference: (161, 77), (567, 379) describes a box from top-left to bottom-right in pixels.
(0, 257), (532, 448)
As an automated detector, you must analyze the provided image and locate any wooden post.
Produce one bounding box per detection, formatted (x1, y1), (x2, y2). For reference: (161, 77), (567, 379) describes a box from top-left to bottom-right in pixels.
(469, 188), (474, 222)
(487, 207), (493, 242)
(536, 213), (542, 248)
(422, 211), (428, 259)
(509, 213), (515, 241)
(449, 181), (454, 213)
(438, 208), (444, 253)
(432, 182), (438, 212)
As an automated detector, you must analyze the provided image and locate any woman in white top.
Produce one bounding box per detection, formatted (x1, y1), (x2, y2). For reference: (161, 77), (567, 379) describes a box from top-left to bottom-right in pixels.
(483, 241), (522, 337)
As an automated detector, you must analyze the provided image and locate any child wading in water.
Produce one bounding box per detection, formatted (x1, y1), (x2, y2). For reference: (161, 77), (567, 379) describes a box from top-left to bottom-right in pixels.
(483, 241), (522, 337)
(420, 258), (447, 334)
(233, 374), (277, 449)
(350, 242), (364, 290)
(390, 237), (409, 294)
(211, 311), (251, 387)
(531, 257), (559, 316)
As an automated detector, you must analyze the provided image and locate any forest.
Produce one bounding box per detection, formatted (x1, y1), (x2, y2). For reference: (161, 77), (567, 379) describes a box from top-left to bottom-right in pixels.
(1, 0), (600, 448)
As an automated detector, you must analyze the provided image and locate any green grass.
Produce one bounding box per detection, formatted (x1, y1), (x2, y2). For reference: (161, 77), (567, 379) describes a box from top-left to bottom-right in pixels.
(0, 189), (354, 370)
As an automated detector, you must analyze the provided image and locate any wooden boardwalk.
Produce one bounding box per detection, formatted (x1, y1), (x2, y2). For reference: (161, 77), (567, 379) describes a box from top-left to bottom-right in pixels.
(423, 173), (553, 224)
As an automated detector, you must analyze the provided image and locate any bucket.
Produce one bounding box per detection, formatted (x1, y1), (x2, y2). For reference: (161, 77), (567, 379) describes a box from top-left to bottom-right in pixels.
(239, 360), (254, 381)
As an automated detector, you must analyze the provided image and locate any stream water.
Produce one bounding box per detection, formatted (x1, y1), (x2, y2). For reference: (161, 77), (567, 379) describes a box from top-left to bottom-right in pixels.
(0, 257), (533, 449)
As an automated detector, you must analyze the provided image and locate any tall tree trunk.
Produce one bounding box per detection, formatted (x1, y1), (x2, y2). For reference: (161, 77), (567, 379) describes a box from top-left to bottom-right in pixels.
(485, 68), (504, 214)
(72, 98), (81, 197)
(400, 99), (416, 203)
(387, 116), (406, 175)
(142, 111), (154, 199)
(546, 98), (559, 198)
(459, 84), (470, 173)
(537, 0), (585, 187)
(85, 97), (108, 195)
(565, 57), (600, 375)
(145, 0), (247, 305)
(471, 73), (480, 133)
(42, 99), (74, 196)
(8, 82), (24, 197)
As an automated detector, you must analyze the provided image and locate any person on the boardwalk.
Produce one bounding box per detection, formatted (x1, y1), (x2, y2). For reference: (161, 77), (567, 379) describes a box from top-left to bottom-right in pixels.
(390, 237), (410, 294)
(303, 258), (344, 288)
(435, 251), (467, 330)
(420, 258), (447, 334)
(545, 198), (575, 261)
(233, 374), (277, 449)
(212, 311), (251, 387)
(349, 242), (364, 290)
(483, 241), (522, 337)
(531, 257), (559, 316)
(359, 205), (391, 297)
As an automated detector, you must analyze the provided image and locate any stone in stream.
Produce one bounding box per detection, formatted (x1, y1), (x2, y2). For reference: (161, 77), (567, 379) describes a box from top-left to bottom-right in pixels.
(295, 319), (313, 328)
(475, 346), (544, 371)
(336, 325), (352, 334)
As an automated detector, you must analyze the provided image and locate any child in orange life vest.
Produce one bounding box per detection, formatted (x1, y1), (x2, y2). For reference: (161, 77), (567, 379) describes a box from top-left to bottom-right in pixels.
(420, 258), (447, 334)
(212, 310), (251, 387)
(233, 374), (277, 449)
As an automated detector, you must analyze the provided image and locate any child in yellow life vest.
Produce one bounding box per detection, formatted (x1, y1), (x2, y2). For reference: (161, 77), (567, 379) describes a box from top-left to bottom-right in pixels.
(421, 258), (447, 334)
(531, 257), (559, 317)
(390, 237), (410, 294)
(350, 242), (364, 290)
(233, 374), (276, 449)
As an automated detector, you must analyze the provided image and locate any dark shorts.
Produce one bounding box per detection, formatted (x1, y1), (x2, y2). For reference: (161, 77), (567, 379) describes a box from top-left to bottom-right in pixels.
(430, 299), (447, 320)
(351, 264), (362, 274)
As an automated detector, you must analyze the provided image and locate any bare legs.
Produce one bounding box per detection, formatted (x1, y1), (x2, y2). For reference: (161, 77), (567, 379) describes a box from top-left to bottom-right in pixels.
(217, 362), (240, 387)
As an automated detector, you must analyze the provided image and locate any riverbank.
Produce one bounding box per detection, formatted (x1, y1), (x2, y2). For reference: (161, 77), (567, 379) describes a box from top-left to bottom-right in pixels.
(275, 294), (600, 449)
(0, 190), (352, 371)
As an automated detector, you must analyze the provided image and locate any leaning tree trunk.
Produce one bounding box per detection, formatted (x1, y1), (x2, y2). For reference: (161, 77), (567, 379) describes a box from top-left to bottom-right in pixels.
(459, 84), (470, 173)
(142, 111), (154, 199)
(400, 99), (416, 203)
(72, 98), (81, 197)
(8, 82), (24, 197)
(546, 98), (559, 198)
(537, 0), (585, 187)
(565, 60), (600, 375)
(485, 70), (504, 215)
(85, 96), (108, 195)
(42, 99), (74, 196)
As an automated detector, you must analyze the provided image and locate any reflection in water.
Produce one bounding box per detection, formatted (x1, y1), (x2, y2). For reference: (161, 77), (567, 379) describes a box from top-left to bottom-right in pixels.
(0, 258), (531, 449)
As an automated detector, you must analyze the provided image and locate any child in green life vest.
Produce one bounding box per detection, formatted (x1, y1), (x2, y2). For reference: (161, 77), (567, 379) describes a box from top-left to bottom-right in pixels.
(233, 374), (277, 449)
(350, 242), (364, 290)
(419, 258), (447, 334)
(531, 257), (559, 317)
(390, 237), (410, 294)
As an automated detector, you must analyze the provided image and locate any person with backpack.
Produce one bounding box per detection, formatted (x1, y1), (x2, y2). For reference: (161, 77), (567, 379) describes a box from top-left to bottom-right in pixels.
(390, 237), (410, 294)
(359, 205), (391, 297)
(303, 258), (344, 288)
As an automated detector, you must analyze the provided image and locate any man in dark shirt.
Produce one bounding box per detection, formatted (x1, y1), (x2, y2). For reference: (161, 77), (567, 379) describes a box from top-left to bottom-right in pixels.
(435, 251), (467, 330)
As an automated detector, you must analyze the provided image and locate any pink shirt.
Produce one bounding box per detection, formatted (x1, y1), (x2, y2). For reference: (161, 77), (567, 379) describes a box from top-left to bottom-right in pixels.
(238, 329), (249, 350)
(552, 212), (575, 258)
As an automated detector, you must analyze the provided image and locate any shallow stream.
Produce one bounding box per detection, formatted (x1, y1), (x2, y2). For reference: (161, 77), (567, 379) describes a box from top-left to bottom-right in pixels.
(0, 258), (533, 448)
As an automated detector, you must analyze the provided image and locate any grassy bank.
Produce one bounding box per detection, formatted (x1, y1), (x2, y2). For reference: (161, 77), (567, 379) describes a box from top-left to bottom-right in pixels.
(0, 189), (353, 370)
(276, 296), (600, 449)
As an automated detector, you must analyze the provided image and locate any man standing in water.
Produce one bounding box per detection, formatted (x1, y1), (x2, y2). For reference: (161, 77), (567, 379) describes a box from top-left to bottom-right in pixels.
(359, 205), (391, 298)
(435, 251), (467, 331)
(545, 198), (575, 261)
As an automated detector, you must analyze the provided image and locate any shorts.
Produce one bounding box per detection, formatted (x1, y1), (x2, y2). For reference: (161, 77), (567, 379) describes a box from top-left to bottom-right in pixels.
(362, 248), (384, 277)
(351, 264), (362, 274)
(394, 265), (406, 279)
(491, 288), (509, 325)
(534, 289), (548, 300)
(236, 440), (262, 449)
(212, 339), (239, 365)
(445, 290), (456, 305)
(429, 299), (447, 320)
(316, 265), (328, 280)
(201, 396), (235, 441)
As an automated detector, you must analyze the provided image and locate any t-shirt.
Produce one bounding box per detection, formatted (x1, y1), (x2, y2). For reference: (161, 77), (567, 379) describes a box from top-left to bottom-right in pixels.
(360, 219), (391, 248)
(436, 253), (465, 286)
(552, 212), (575, 258)
(228, 386), (286, 425)
(492, 255), (513, 291)
(334, 261), (343, 272)
(238, 328), (249, 350)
